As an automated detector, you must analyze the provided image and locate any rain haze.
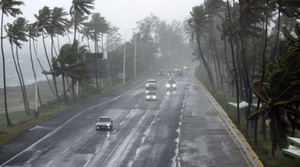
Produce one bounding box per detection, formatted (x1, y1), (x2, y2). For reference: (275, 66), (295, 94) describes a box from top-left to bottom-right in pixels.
(10, 0), (202, 37)
(1, 0), (300, 167)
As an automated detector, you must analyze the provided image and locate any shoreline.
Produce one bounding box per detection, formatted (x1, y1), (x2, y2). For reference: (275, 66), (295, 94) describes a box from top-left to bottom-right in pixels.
(0, 79), (64, 113)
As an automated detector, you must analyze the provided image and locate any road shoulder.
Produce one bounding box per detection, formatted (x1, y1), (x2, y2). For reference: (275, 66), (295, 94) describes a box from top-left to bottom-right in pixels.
(195, 78), (264, 167)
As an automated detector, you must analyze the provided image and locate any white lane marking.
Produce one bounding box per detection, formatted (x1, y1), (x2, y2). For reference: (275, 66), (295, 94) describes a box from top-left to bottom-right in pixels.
(172, 88), (187, 167)
(43, 148), (69, 167)
(127, 94), (167, 167)
(119, 120), (125, 126)
(0, 82), (144, 167)
(44, 159), (55, 167)
(87, 127), (93, 133)
(30, 125), (53, 131)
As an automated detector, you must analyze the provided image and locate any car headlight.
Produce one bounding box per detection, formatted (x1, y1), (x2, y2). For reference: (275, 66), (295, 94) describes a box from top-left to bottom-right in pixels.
(153, 96), (157, 99)
(166, 84), (170, 88)
(146, 95), (150, 99)
(146, 90), (149, 93)
(172, 84), (176, 87)
(146, 83), (149, 87)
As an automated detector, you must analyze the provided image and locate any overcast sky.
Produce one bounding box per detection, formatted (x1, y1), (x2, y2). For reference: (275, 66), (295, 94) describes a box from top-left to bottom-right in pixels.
(1, 0), (204, 85)
(12, 0), (203, 38)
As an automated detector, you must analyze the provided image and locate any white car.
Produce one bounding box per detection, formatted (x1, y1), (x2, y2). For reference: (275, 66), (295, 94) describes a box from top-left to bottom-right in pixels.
(166, 80), (176, 90)
(146, 79), (157, 88)
(96, 117), (113, 130)
(146, 91), (157, 101)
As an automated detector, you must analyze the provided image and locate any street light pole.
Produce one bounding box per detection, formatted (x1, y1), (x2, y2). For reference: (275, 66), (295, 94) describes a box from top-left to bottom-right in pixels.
(134, 31), (137, 78)
(123, 36), (126, 85)
(123, 28), (137, 84)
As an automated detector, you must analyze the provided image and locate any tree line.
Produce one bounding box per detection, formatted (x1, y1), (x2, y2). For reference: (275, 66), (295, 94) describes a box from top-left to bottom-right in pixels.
(0, 0), (190, 129)
(188, 0), (300, 157)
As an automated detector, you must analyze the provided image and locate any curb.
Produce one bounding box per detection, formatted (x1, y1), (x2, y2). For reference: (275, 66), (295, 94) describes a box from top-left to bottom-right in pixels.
(195, 79), (264, 167)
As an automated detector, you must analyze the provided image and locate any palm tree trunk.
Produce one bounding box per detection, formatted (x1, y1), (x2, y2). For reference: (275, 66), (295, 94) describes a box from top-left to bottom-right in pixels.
(62, 73), (67, 104)
(101, 33), (104, 53)
(239, 33), (253, 137)
(252, 27), (257, 75)
(48, 35), (60, 102)
(16, 46), (31, 113)
(87, 38), (91, 52)
(271, 8), (281, 62)
(94, 33), (99, 88)
(10, 44), (29, 114)
(226, 0), (240, 126)
(29, 38), (43, 106)
(209, 40), (220, 87)
(256, 0), (270, 145)
(71, 79), (75, 101)
(209, 14), (223, 89)
(57, 35), (61, 50)
(73, 15), (77, 44)
(196, 33), (215, 88)
(1, 12), (12, 127)
(32, 39), (56, 96)
(67, 32), (71, 44)
(42, 32), (52, 68)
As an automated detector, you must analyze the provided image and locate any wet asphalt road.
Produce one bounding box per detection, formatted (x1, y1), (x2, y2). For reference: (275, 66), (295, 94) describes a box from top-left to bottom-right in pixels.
(0, 72), (249, 167)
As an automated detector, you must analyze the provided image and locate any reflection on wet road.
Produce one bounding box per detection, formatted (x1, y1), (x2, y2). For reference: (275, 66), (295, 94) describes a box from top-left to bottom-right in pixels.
(0, 73), (249, 167)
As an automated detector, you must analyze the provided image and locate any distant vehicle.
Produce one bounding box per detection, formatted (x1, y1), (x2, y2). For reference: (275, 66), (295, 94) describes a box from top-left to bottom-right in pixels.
(146, 91), (157, 101)
(166, 79), (176, 90)
(158, 70), (166, 76)
(183, 65), (190, 71)
(146, 79), (157, 88)
(96, 117), (113, 130)
(166, 72), (175, 78)
(146, 86), (157, 94)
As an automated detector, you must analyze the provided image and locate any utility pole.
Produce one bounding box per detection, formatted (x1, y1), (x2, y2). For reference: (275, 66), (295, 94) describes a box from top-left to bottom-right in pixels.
(134, 31), (137, 78)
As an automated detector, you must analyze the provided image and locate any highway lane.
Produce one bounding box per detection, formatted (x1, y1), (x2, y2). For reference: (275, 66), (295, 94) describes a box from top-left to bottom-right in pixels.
(1, 72), (250, 167)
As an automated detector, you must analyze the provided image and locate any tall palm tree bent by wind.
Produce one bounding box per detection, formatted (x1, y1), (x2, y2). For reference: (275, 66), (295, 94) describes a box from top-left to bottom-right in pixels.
(0, 0), (24, 127)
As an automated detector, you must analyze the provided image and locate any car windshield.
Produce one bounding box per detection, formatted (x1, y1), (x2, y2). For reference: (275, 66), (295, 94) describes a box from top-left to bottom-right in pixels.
(148, 92), (156, 95)
(146, 87), (157, 90)
(147, 80), (156, 83)
(168, 80), (175, 84)
(98, 118), (111, 122)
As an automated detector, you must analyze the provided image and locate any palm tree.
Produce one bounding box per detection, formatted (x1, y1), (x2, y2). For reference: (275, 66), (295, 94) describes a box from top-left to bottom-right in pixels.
(251, 53), (300, 157)
(269, 0), (300, 61)
(34, 6), (60, 102)
(44, 41), (89, 102)
(27, 23), (43, 110)
(80, 23), (92, 52)
(49, 7), (68, 59)
(0, 0), (24, 127)
(86, 13), (109, 88)
(70, 0), (94, 43)
(189, 5), (215, 88)
(205, 0), (225, 88)
(5, 17), (30, 114)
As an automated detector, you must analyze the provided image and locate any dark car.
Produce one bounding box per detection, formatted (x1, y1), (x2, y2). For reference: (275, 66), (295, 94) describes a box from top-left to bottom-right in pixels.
(96, 117), (113, 130)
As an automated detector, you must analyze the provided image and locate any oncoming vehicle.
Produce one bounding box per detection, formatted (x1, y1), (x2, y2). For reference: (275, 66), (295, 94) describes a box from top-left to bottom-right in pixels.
(146, 91), (157, 101)
(146, 79), (157, 88)
(96, 117), (113, 130)
(146, 86), (157, 94)
(166, 72), (175, 78)
(166, 79), (176, 90)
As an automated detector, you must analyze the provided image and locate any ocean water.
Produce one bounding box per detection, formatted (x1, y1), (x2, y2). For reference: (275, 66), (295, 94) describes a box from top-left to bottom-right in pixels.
(0, 56), (49, 88)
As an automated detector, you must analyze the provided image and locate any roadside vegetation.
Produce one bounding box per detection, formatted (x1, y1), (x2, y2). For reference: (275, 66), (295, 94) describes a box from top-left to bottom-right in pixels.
(189, 0), (300, 166)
